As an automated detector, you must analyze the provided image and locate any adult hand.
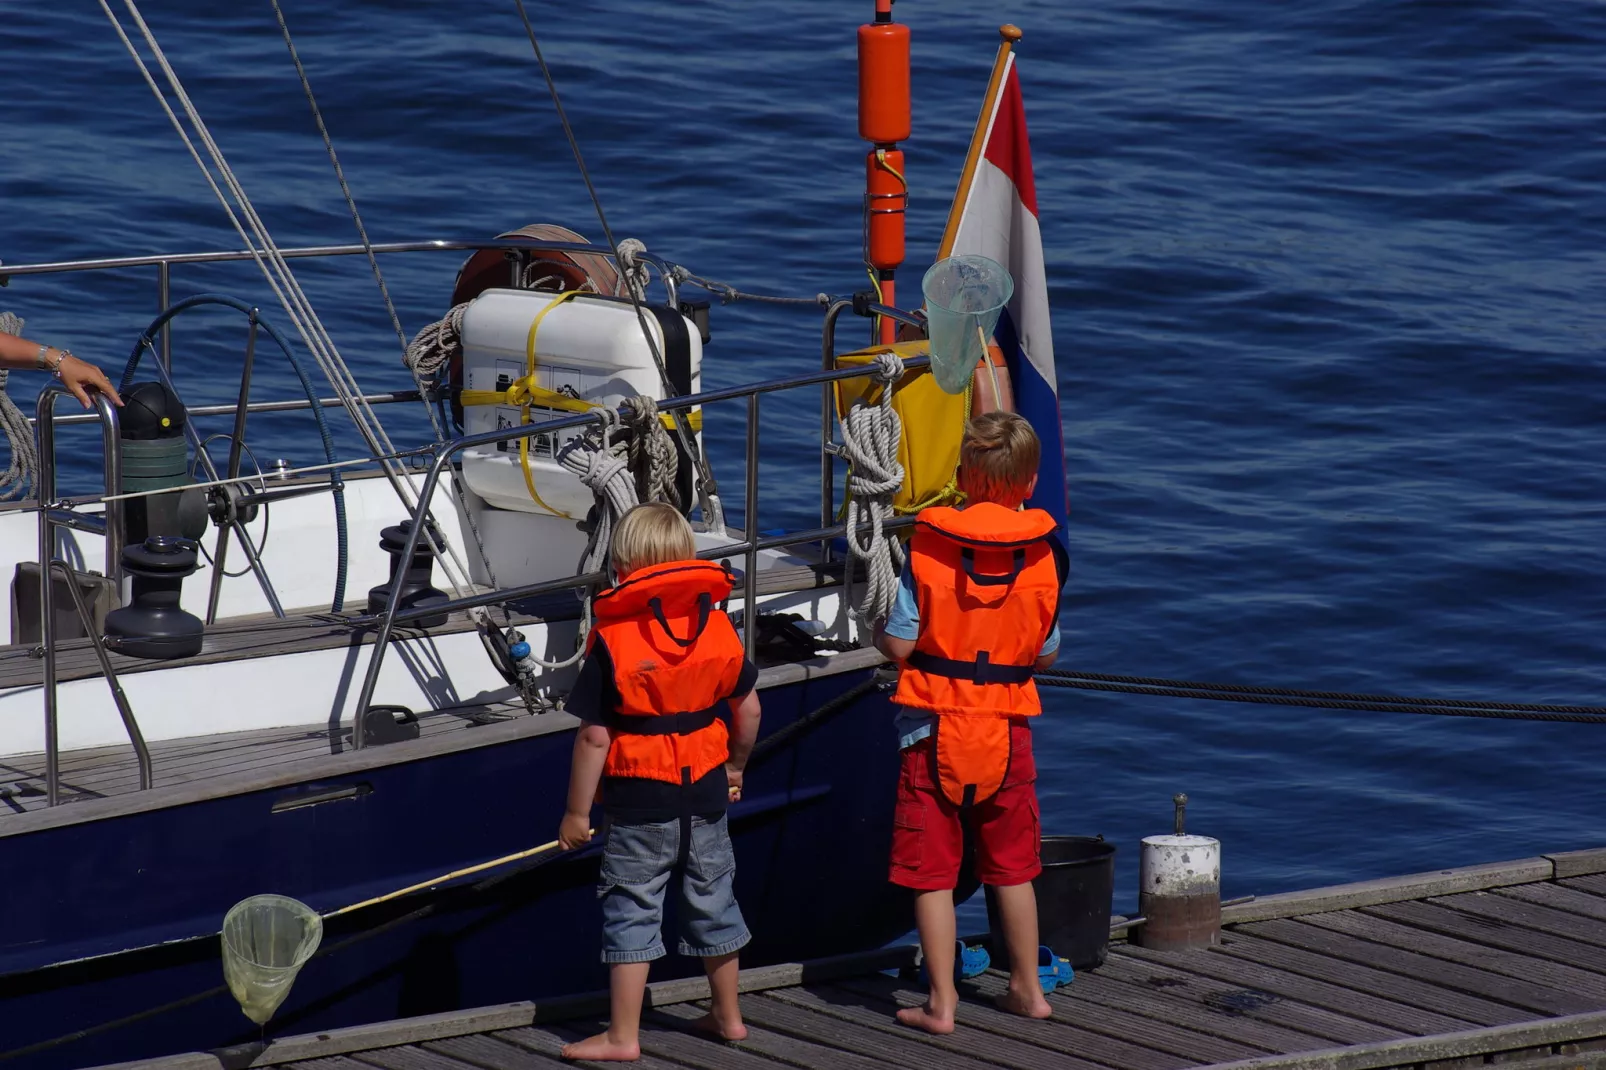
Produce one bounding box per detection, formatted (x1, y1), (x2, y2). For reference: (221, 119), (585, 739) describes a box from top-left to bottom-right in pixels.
(57, 355), (123, 409)
(726, 764), (744, 803)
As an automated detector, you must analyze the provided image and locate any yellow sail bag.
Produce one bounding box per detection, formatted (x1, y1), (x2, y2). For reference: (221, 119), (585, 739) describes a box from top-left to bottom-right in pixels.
(834, 340), (968, 514)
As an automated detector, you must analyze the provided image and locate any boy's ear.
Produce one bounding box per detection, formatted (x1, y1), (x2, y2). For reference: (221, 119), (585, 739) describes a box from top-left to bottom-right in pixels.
(1026, 474), (1039, 498)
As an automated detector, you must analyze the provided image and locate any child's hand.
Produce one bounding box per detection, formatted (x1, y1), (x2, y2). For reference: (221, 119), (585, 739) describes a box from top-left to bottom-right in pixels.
(558, 811), (593, 851)
(726, 764), (744, 803)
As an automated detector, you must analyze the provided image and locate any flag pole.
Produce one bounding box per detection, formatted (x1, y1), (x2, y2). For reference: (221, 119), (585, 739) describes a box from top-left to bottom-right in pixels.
(937, 24), (1021, 261)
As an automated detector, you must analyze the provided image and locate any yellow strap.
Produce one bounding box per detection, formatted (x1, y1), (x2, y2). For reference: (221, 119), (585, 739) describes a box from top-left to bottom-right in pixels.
(519, 292), (585, 517)
(462, 384), (702, 432)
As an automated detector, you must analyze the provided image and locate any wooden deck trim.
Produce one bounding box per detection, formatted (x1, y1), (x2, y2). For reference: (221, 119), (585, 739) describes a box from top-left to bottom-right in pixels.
(1219, 857), (1558, 924)
(1190, 1008), (1606, 1070)
(85, 943), (921, 1070)
(0, 647), (882, 840)
(1546, 848), (1606, 879)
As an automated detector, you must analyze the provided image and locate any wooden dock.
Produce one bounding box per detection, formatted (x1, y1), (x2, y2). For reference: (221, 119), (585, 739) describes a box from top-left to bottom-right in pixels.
(98, 848), (1606, 1070)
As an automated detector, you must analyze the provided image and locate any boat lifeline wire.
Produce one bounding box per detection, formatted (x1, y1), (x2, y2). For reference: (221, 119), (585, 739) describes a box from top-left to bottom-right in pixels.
(266, 0), (510, 620)
(508, 0), (722, 531)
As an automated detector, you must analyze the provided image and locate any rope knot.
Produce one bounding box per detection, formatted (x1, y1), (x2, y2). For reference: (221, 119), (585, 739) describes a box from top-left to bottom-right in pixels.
(871, 350), (904, 386)
(615, 238), (651, 302)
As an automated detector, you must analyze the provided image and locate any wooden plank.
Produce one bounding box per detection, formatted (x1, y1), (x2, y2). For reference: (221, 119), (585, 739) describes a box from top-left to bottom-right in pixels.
(543, 1016), (794, 1070)
(1249, 915), (1601, 1016)
(285, 1059), (376, 1070)
(1564, 875), (1606, 899)
(1180, 1008), (1606, 1070)
(422, 1035), (565, 1070)
(1545, 849), (1606, 880)
(1117, 941), (1476, 1035)
(1215, 930), (1533, 1027)
(1053, 969), (1339, 1054)
(203, 1005), (538, 1067)
(738, 990), (1006, 1070)
(964, 970), (1276, 1064)
(766, 983), (1098, 1070)
(1221, 859), (1555, 925)
(1363, 900), (1606, 981)
(350, 1047), (482, 1070)
(1098, 952), (1404, 1045)
(834, 972), (1194, 1070)
(1428, 891), (1606, 952)
(494, 1026), (687, 1070)
(1501, 883), (1606, 924)
(653, 1002), (892, 1070)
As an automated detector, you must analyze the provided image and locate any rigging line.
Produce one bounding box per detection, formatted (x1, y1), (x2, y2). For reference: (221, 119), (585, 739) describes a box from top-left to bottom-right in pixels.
(509, 0), (718, 523)
(266, 0), (421, 423)
(1037, 667), (1606, 718)
(107, 0), (476, 593)
(1032, 675), (1606, 727)
(267, 0), (502, 602)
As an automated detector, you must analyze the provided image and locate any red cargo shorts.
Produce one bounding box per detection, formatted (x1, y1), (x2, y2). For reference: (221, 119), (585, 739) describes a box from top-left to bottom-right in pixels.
(889, 718), (1041, 891)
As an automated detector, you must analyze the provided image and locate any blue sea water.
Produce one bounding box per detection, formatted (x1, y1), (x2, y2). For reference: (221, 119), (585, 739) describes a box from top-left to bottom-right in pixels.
(4, 0), (1606, 918)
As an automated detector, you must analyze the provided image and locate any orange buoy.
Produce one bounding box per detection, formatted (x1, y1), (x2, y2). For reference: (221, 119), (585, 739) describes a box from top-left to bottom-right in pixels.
(857, 21), (910, 144)
(866, 149), (907, 271)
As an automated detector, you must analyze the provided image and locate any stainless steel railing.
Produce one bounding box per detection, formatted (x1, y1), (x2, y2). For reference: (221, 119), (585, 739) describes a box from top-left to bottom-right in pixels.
(349, 352), (929, 749)
(35, 385), (150, 805)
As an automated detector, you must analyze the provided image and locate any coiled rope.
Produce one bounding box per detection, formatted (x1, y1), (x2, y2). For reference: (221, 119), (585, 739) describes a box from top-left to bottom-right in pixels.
(0, 312), (40, 502)
(403, 302), (467, 382)
(511, 398), (680, 671)
(1034, 667), (1606, 726)
(838, 351), (907, 632)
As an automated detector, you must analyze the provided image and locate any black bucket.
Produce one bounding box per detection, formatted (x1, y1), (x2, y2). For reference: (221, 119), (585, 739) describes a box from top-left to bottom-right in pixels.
(986, 834), (1117, 971)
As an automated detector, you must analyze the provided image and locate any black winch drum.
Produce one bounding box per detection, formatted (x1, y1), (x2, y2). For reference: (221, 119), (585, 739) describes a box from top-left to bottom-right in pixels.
(986, 834), (1117, 970)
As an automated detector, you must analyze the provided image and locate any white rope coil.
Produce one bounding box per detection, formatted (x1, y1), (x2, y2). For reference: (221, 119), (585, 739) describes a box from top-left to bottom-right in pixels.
(517, 397), (681, 672)
(614, 238), (651, 303)
(404, 302), (468, 379)
(0, 312), (38, 502)
(838, 351), (907, 634)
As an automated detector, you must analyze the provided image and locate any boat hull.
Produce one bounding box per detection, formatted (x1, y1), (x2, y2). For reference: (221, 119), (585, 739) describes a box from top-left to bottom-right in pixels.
(0, 668), (906, 1070)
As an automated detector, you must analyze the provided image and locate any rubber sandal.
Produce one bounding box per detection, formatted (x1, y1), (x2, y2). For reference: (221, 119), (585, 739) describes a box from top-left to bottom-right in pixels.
(918, 940), (991, 984)
(1038, 946), (1074, 993)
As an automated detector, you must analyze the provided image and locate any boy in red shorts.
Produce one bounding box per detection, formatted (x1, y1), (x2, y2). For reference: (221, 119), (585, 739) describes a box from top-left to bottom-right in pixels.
(876, 411), (1066, 1033)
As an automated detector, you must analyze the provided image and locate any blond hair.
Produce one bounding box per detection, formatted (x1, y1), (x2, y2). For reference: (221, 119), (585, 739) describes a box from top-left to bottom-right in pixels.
(958, 411), (1040, 507)
(610, 501), (696, 578)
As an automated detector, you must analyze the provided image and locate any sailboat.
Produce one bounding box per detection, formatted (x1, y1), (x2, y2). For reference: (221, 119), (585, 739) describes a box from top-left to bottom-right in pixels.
(0, 3), (1063, 1067)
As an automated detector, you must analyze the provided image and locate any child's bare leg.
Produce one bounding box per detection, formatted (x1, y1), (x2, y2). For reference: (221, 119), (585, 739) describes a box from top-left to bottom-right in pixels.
(562, 962), (651, 1061)
(990, 882), (1052, 1019)
(897, 889), (958, 1034)
(690, 952), (748, 1040)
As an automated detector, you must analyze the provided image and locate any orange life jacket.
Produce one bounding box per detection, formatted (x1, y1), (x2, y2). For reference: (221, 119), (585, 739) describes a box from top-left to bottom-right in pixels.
(895, 502), (1065, 806)
(589, 559), (743, 787)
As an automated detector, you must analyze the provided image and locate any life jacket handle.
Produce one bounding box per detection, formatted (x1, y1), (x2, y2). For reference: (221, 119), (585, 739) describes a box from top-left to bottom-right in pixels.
(961, 547), (1027, 587)
(647, 592), (713, 648)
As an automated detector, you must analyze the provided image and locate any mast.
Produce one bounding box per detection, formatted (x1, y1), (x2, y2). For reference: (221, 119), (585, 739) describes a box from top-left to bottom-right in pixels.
(858, 0), (910, 345)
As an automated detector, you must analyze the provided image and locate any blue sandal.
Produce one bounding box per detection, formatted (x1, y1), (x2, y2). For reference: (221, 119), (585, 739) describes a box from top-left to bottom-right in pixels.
(918, 940), (991, 984)
(1039, 946), (1074, 993)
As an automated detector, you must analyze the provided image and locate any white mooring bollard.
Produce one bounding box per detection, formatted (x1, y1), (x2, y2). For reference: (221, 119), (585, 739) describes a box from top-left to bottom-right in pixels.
(1133, 793), (1221, 951)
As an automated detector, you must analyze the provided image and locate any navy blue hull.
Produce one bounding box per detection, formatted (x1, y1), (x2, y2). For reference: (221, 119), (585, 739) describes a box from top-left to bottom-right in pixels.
(0, 669), (906, 1069)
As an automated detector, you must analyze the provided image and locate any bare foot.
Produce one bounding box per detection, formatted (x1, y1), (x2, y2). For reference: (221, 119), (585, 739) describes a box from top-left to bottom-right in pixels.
(689, 1010), (748, 1042)
(995, 982), (1053, 1020)
(896, 1001), (956, 1034)
(561, 1030), (641, 1062)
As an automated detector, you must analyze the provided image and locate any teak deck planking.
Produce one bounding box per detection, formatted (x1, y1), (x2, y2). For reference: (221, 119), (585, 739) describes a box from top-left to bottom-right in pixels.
(94, 850), (1606, 1070)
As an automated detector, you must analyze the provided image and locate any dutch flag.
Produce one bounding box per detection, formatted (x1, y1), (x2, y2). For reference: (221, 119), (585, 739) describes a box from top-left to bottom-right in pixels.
(941, 49), (1068, 536)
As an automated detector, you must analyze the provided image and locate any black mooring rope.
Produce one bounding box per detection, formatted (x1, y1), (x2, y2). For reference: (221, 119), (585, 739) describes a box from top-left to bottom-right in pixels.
(1034, 668), (1606, 726)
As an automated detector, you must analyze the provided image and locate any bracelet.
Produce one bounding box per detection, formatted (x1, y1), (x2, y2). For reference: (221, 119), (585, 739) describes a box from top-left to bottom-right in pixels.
(33, 345), (66, 375)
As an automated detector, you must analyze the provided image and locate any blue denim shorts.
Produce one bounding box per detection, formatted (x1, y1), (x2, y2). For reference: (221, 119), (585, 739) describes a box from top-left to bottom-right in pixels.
(597, 814), (751, 965)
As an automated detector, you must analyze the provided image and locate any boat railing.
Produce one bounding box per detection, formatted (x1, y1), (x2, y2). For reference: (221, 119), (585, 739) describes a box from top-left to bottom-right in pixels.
(35, 385), (152, 806)
(351, 351), (930, 749)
